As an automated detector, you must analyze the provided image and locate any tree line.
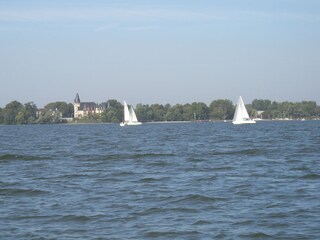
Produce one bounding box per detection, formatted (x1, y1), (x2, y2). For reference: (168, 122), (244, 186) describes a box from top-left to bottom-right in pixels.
(0, 99), (319, 125)
(0, 101), (73, 125)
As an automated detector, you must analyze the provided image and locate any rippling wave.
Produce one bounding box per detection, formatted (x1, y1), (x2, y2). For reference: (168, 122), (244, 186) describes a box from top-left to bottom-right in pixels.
(0, 188), (49, 196)
(1, 122), (320, 239)
(0, 154), (50, 161)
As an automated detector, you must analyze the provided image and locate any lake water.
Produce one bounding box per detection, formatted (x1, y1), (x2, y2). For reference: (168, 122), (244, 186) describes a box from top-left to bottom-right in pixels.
(1, 121), (320, 239)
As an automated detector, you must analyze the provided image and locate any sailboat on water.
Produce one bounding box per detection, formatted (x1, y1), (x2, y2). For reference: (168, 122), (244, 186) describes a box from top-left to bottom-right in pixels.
(232, 96), (256, 125)
(120, 101), (142, 126)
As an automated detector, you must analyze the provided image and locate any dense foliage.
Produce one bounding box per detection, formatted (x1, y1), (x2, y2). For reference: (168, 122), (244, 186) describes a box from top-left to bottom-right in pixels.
(251, 99), (319, 119)
(0, 99), (319, 125)
(0, 101), (73, 124)
(101, 99), (123, 123)
(37, 102), (74, 124)
(0, 101), (37, 125)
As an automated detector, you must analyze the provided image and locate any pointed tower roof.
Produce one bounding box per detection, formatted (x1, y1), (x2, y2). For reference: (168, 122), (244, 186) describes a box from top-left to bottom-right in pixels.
(74, 93), (81, 103)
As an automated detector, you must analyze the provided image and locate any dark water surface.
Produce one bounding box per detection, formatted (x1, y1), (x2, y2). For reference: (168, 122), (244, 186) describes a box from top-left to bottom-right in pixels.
(1, 121), (320, 239)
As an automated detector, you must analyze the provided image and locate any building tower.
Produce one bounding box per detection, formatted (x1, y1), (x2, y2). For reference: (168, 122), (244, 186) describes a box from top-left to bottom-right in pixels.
(74, 93), (81, 118)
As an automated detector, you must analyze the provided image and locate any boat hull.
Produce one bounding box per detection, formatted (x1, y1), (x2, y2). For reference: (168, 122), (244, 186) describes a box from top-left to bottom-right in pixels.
(120, 121), (142, 127)
(128, 122), (142, 126)
(232, 119), (256, 125)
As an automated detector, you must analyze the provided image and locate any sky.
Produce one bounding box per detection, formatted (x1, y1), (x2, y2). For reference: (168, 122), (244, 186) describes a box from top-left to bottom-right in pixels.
(0, 0), (319, 107)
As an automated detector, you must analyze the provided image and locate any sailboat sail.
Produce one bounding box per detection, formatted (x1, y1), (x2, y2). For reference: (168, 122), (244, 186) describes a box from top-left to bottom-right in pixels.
(120, 101), (142, 126)
(129, 106), (138, 122)
(123, 101), (130, 122)
(232, 96), (256, 124)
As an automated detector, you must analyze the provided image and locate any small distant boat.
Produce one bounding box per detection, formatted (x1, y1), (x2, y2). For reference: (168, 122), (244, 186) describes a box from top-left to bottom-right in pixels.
(120, 101), (142, 126)
(232, 96), (256, 125)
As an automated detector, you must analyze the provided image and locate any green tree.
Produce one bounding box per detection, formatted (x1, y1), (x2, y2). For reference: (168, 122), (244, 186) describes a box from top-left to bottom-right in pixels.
(66, 103), (74, 118)
(301, 101), (317, 117)
(251, 99), (272, 111)
(107, 99), (122, 109)
(37, 102), (67, 124)
(44, 102), (73, 118)
(15, 110), (27, 125)
(3, 101), (23, 125)
(250, 109), (258, 119)
(135, 104), (150, 122)
(165, 104), (184, 121)
(245, 104), (255, 118)
(316, 106), (320, 118)
(79, 113), (102, 123)
(209, 99), (234, 120)
(0, 108), (3, 124)
(186, 102), (209, 120)
(24, 102), (37, 124)
(182, 103), (192, 120)
(150, 104), (167, 121)
(101, 99), (122, 122)
(278, 101), (293, 119)
(103, 109), (120, 123)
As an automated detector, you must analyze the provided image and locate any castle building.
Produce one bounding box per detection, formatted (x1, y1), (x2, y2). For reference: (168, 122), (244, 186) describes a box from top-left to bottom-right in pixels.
(73, 93), (106, 119)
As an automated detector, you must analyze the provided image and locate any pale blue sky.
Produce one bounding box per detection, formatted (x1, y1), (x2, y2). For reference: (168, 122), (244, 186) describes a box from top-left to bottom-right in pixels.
(0, 0), (319, 107)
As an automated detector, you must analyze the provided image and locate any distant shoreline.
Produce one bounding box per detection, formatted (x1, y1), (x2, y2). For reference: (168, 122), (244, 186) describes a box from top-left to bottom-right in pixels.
(1, 118), (319, 127)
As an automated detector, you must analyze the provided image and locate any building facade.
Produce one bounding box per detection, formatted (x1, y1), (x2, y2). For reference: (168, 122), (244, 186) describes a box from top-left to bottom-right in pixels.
(74, 93), (106, 119)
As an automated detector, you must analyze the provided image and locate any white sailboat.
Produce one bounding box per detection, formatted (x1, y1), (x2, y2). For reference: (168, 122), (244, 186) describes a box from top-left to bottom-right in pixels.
(120, 101), (142, 126)
(232, 96), (256, 125)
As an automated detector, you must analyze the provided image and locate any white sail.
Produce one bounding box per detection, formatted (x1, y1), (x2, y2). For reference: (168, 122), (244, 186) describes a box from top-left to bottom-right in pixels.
(232, 96), (256, 125)
(123, 101), (130, 122)
(120, 101), (142, 126)
(129, 106), (138, 122)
